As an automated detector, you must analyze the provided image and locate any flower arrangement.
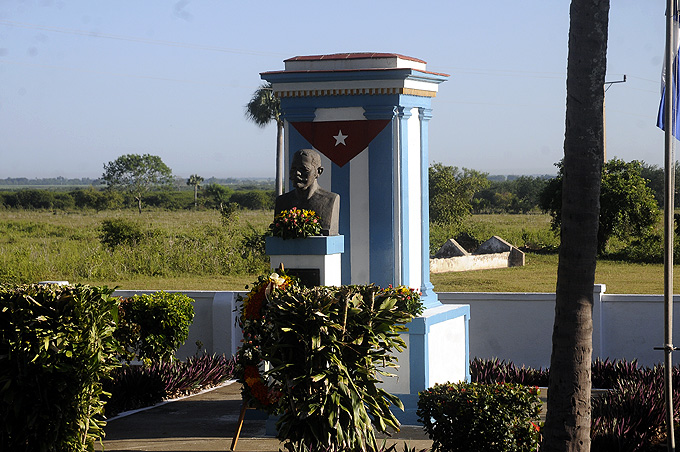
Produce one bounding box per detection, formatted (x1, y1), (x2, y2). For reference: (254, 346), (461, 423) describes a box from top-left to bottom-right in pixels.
(236, 272), (291, 408)
(269, 207), (322, 239)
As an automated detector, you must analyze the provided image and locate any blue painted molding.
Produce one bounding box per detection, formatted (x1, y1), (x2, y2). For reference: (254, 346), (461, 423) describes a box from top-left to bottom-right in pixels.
(265, 235), (345, 255)
(282, 106), (316, 123)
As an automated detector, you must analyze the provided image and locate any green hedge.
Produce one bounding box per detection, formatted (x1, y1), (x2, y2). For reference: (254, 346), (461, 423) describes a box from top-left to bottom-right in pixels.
(417, 382), (542, 452)
(114, 291), (195, 362)
(0, 283), (120, 452)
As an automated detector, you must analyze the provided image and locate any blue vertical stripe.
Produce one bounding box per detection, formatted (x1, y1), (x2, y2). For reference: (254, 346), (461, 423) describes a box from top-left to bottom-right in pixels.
(368, 122), (396, 287)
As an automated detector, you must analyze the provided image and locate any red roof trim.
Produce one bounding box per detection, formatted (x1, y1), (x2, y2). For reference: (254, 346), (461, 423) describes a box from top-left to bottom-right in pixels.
(284, 52), (427, 64)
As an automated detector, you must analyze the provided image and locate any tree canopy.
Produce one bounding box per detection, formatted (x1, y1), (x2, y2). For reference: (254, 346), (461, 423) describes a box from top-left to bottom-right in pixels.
(428, 163), (489, 225)
(186, 174), (204, 207)
(540, 158), (660, 254)
(102, 154), (173, 213)
(245, 82), (285, 196)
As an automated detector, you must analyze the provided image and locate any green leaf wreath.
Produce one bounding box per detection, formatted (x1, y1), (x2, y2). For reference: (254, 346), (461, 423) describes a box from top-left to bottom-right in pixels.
(235, 275), (423, 452)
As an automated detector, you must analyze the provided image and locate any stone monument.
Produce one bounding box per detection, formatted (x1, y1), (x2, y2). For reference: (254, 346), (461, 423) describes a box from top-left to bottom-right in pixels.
(261, 53), (470, 424)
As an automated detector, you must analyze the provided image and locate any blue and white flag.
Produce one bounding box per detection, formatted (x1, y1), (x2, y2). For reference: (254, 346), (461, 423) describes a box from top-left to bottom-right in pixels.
(657, 12), (680, 140)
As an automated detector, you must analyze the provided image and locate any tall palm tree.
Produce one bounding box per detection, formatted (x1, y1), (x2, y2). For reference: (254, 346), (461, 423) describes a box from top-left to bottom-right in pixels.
(245, 82), (284, 196)
(186, 174), (204, 207)
(541, 1), (609, 451)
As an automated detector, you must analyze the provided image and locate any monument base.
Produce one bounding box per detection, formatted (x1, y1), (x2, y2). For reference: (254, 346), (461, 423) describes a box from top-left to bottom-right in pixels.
(380, 303), (470, 425)
(265, 235), (344, 286)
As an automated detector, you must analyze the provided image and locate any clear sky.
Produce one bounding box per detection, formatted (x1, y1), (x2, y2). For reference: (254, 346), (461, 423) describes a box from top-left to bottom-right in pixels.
(0, 0), (666, 179)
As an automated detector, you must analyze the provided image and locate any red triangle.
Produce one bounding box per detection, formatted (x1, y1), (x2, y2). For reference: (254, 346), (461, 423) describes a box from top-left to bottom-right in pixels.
(291, 119), (391, 167)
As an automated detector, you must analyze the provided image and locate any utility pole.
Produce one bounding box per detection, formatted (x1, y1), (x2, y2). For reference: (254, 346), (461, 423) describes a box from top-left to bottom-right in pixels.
(603, 75), (626, 162)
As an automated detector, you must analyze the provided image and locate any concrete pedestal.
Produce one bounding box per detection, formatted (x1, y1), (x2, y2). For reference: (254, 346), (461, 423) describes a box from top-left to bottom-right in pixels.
(381, 304), (470, 424)
(265, 235), (344, 286)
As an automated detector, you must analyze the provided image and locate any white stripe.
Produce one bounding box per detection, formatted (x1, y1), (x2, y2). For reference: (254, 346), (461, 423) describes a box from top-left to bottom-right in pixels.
(350, 150), (370, 284)
(393, 116), (402, 285)
(314, 107), (365, 122)
(407, 110), (422, 290)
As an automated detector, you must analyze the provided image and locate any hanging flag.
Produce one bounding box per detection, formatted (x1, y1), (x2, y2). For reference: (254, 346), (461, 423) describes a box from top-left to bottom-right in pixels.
(657, 11), (680, 140)
(291, 119), (391, 167)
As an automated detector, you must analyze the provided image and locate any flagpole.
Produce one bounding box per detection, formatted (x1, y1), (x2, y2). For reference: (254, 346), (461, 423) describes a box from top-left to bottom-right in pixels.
(664, 1), (677, 450)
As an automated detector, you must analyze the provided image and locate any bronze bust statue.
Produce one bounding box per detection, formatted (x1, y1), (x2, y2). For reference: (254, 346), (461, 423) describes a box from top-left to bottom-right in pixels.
(274, 149), (340, 236)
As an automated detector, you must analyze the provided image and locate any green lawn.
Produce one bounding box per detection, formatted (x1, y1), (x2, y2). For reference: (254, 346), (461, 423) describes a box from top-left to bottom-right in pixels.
(431, 252), (676, 294)
(0, 209), (676, 294)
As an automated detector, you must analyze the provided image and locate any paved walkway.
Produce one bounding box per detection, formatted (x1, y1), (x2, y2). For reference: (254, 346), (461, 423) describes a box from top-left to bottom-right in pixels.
(96, 381), (433, 452)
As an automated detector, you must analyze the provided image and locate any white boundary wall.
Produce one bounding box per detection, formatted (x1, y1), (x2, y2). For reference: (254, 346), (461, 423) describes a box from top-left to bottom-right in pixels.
(114, 285), (677, 368)
(438, 284), (680, 369)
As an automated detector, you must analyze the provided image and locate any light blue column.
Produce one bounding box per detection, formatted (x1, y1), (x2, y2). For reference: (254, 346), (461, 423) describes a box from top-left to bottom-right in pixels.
(397, 106), (412, 287)
(419, 107), (439, 308)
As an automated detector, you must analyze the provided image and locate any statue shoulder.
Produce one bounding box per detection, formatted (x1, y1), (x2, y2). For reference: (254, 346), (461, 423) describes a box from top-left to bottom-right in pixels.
(275, 190), (297, 213)
(315, 188), (339, 202)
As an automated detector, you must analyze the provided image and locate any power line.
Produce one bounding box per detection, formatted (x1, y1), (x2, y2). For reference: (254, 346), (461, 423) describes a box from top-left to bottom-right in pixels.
(0, 58), (248, 88)
(0, 19), (289, 58)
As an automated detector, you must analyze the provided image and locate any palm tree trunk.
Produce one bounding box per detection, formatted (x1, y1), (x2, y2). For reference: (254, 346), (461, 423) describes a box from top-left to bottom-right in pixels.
(541, 1), (609, 451)
(194, 185), (198, 207)
(276, 120), (285, 196)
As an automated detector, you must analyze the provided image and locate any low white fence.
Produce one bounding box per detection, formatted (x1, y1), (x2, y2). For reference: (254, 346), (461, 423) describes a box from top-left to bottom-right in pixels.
(114, 284), (678, 369)
(438, 284), (679, 369)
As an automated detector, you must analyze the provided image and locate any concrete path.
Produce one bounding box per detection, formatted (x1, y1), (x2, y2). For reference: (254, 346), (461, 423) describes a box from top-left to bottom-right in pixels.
(96, 381), (433, 452)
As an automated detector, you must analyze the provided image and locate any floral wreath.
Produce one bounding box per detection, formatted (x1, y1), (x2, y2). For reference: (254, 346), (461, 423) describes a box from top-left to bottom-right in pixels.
(236, 272), (293, 409)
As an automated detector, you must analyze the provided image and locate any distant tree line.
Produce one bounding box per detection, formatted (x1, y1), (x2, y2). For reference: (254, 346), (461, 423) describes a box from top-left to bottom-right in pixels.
(0, 185), (275, 212)
(0, 177), (99, 186)
(3, 156), (676, 222)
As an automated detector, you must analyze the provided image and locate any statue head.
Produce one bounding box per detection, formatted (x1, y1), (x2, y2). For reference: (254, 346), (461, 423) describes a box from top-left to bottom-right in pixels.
(290, 149), (323, 192)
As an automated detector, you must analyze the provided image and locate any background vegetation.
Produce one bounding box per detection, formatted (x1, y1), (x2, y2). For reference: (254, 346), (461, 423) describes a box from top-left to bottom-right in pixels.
(0, 208), (677, 294)
(1, 158), (679, 294)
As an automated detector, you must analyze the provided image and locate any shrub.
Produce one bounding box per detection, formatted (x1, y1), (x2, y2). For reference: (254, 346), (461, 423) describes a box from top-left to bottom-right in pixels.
(72, 188), (124, 210)
(0, 283), (120, 452)
(471, 357), (642, 390)
(591, 357), (644, 390)
(230, 189), (275, 210)
(470, 357), (549, 387)
(591, 370), (675, 452)
(104, 354), (236, 416)
(115, 291), (195, 362)
(99, 218), (147, 250)
(417, 382), (542, 452)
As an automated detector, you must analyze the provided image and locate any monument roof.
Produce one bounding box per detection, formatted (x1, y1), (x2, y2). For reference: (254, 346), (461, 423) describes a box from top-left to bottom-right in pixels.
(261, 52), (448, 98)
(277, 52), (448, 77)
(285, 52), (426, 64)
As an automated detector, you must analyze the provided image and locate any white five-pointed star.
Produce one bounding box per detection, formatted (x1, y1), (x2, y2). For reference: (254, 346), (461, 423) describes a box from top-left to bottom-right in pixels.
(333, 130), (348, 146)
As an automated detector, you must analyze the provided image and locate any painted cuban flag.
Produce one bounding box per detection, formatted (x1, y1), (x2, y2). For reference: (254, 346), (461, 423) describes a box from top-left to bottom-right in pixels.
(290, 119), (391, 167)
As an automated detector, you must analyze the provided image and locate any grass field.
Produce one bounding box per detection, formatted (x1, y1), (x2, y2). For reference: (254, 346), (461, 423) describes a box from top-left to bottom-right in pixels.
(0, 209), (676, 294)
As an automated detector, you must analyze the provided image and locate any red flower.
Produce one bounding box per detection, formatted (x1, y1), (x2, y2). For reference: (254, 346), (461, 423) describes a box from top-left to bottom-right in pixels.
(244, 285), (267, 320)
